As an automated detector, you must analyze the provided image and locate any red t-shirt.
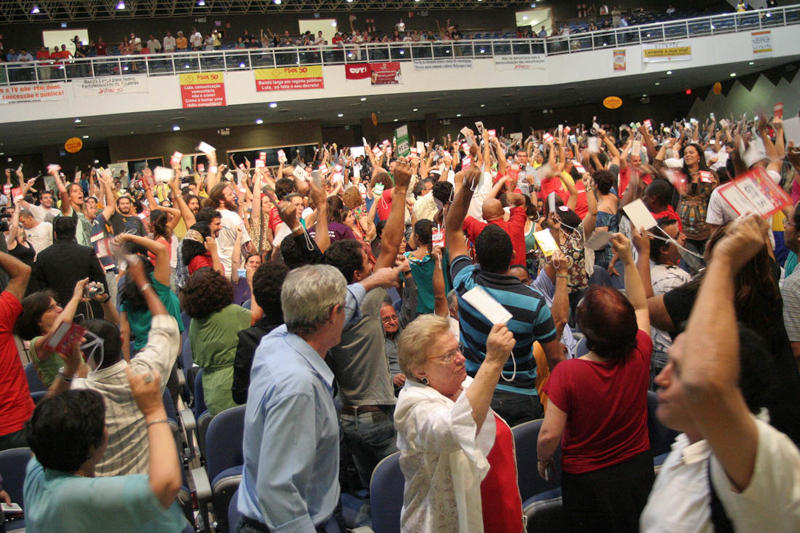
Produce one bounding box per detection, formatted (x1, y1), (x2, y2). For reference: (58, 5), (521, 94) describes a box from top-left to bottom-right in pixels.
(480, 414), (523, 533)
(268, 205), (283, 232)
(543, 330), (652, 474)
(537, 176), (571, 205)
(463, 205), (527, 267)
(0, 291), (34, 437)
(376, 188), (393, 221)
(651, 206), (683, 232)
(574, 180), (588, 220)
(188, 253), (224, 276)
(618, 167), (653, 199)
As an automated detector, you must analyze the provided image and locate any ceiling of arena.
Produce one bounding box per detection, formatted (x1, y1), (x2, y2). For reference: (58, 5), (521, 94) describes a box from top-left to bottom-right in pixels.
(0, 0), (529, 23)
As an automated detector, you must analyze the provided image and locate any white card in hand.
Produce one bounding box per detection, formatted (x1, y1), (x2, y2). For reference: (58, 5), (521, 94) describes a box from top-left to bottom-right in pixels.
(154, 166), (173, 183)
(585, 230), (613, 250)
(547, 192), (557, 215)
(197, 141), (215, 154)
(462, 286), (512, 325)
(587, 137), (600, 154)
(534, 229), (559, 257)
(622, 199), (658, 230)
(350, 146), (365, 158)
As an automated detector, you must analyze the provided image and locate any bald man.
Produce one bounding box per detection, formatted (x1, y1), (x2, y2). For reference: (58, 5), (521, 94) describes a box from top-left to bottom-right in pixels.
(462, 188), (527, 267)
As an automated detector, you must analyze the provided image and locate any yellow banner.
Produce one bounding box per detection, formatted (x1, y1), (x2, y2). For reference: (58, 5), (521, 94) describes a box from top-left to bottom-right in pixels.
(254, 66), (323, 81)
(179, 72), (224, 85)
(643, 46), (691, 58)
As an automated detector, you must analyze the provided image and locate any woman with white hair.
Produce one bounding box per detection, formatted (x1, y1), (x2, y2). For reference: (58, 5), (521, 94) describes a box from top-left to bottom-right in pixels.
(394, 315), (523, 533)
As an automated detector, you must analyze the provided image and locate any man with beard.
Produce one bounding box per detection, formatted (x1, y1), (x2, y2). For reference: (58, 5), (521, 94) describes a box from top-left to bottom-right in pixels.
(110, 195), (145, 236)
(206, 183), (251, 274)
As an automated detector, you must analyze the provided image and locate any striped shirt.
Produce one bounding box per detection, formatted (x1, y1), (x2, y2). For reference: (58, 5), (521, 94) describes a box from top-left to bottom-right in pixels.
(451, 255), (557, 395)
(71, 315), (180, 476)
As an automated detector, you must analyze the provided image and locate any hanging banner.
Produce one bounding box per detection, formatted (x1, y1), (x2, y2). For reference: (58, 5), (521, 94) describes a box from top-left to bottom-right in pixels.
(345, 63), (371, 80)
(180, 72), (225, 108)
(370, 62), (401, 85)
(254, 66), (324, 91)
(413, 58), (473, 70)
(0, 83), (65, 104)
(642, 40), (692, 62)
(74, 75), (149, 96)
(613, 49), (626, 71)
(751, 30), (773, 57)
(494, 54), (546, 71)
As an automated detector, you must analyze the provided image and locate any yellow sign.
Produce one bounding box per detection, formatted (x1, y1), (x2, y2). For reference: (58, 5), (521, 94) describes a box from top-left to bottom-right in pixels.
(642, 41), (692, 62)
(253, 66), (324, 91)
(603, 96), (623, 109)
(64, 137), (83, 153)
(179, 72), (224, 85)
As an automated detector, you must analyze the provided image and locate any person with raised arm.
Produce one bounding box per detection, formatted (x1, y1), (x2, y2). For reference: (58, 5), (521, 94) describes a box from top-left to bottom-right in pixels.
(446, 166), (562, 425)
(641, 215), (800, 531)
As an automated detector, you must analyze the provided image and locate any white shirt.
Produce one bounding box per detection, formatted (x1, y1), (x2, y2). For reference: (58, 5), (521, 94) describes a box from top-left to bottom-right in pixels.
(25, 221), (53, 255)
(163, 35), (176, 51)
(641, 417), (800, 532)
(146, 38), (161, 52)
(216, 208), (251, 274)
(190, 32), (203, 47)
(28, 204), (61, 223)
(394, 377), (495, 533)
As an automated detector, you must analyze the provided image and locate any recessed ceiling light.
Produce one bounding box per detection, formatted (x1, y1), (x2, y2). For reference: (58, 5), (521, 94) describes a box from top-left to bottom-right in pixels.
(269, 102), (278, 108)
(82, 135), (89, 139)
(666, 70), (672, 75)
(172, 125), (180, 131)
(360, 97), (367, 101)
(115, 0), (125, 9)
(655, 82), (660, 86)
(337, 113), (344, 117)
(412, 108), (418, 112)
(393, 118), (399, 122)
(74, 118), (81, 123)
(256, 118), (263, 124)
(456, 113), (462, 118)
(642, 93), (647, 97)
(730, 72), (736, 77)
(480, 104), (485, 108)
(274, 0), (281, 4)
(30, 5), (40, 14)
(748, 61), (754, 65)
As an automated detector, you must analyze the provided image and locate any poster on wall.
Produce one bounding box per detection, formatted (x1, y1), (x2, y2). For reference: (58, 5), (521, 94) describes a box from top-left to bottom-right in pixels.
(613, 49), (626, 72)
(0, 83), (65, 104)
(413, 58), (473, 70)
(179, 72), (226, 108)
(494, 55), (546, 71)
(642, 40), (692, 62)
(751, 30), (773, 57)
(345, 63), (370, 80)
(75, 75), (149, 96)
(370, 62), (401, 85)
(254, 66), (324, 91)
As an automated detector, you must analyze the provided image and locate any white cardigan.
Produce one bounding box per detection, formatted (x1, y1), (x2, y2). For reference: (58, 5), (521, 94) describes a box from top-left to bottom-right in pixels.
(394, 377), (496, 533)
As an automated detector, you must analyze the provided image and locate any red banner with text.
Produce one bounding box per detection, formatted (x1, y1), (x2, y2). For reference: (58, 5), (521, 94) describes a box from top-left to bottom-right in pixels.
(345, 63), (370, 80)
(369, 62), (401, 85)
(179, 72), (226, 108)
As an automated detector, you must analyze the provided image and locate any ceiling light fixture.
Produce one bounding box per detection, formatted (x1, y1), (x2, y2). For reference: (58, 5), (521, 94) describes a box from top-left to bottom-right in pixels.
(197, 0), (205, 5)
(115, 0), (125, 9)
(256, 118), (264, 124)
(412, 108), (418, 112)
(360, 97), (367, 101)
(172, 125), (180, 131)
(269, 102), (278, 108)
(456, 113), (462, 118)
(666, 70), (672, 75)
(730, 72), (736, 77)
(82, 135), (89, 139)
(337, 113), (344, 117)
(274, 0), (281, 4)
(74, 118), (81, 123)
(30, 4), (40, 14)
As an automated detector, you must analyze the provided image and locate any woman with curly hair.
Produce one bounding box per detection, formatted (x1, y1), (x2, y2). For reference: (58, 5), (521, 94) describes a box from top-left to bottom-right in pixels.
(180, 269), (251, 415)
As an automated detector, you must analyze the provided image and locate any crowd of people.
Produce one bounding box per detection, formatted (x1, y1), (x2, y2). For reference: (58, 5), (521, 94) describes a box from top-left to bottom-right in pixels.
(0, 104), (799, 532)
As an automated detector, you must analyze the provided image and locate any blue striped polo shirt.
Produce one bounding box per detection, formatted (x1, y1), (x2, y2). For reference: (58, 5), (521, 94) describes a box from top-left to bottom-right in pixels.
(451, 255), (557, 395)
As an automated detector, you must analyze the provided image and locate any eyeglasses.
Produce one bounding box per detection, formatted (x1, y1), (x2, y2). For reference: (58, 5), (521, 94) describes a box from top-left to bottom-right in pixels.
(428, 348), (461, 364)
(381, 315), (398, 323)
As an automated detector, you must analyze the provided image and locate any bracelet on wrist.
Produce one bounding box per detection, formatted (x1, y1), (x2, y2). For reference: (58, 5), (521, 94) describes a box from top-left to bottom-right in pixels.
(58, 367), (74, 382)
(556, 274), (569, 279)
(146, 418), (169, 428)
(138, 283), (152, 293)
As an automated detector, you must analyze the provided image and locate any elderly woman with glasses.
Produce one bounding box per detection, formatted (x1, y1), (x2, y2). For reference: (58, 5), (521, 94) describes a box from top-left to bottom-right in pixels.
(394, 315), (523, 533)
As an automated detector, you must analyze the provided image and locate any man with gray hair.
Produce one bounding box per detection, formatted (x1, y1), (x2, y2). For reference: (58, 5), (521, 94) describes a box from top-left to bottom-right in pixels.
(18, 208), (52, 256)
(236, 264), (348, 532)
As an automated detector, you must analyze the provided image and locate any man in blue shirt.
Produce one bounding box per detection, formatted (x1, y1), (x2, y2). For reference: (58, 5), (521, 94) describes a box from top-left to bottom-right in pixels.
(237, 264), (348, 532)
(446, 167), (564, 426)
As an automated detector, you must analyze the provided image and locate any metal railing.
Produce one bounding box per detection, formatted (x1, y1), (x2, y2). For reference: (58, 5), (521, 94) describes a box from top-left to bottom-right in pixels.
(1, 4), (798, 86)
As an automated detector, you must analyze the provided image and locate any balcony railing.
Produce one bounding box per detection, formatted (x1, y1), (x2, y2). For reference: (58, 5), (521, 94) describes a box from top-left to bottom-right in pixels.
(1, 4), (798, 86)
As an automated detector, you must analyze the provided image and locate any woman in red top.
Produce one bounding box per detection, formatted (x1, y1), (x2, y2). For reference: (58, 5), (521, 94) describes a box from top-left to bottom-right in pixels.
(538, 231), (653, 532)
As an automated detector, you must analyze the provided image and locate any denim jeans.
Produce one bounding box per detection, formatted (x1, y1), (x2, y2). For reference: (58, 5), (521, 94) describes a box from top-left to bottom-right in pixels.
(490, 390), (543, 427)
(340, 408), (397, 488)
